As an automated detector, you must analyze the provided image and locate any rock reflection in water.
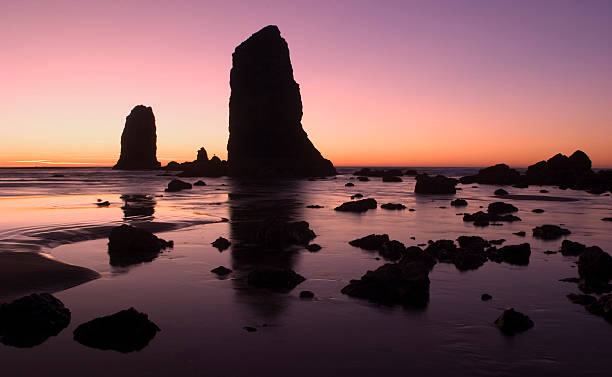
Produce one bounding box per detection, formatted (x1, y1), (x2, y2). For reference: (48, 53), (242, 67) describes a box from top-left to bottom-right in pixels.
(120, 194), (156, 220)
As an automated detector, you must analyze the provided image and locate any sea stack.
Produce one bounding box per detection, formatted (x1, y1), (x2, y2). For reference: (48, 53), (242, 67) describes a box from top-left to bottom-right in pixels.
(113, 105), (161, 170)
(227, 25), (336, 177)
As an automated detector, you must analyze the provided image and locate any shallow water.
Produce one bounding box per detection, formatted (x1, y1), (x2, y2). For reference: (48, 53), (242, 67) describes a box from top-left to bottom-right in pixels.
(0, 167), (611, 377)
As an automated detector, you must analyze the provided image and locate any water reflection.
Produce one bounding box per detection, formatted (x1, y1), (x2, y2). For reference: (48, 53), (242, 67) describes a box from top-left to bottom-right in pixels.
(228, 179), (306, 320)
(120, 194), (156, 220)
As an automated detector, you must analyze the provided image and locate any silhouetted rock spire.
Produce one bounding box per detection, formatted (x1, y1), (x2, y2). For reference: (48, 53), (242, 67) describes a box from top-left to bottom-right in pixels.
(113, 105), (161, 170)
(227, 25), (336, 177)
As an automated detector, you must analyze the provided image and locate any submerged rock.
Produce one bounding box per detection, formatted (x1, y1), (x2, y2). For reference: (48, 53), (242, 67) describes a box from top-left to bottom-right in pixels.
(211, 266), (232, 276)
(380, 203), (406, 210)
(349, 234), (390, 250)
(227, 25), (335, 177)
(414, 174), (458, 194)
(494, 308), (534, 335)
(96, 201), (110, 207)
(107, 224), (173, 267)
(247, 267), (306, 291)
(334, 198), (377, 213)
(212, 237), (231, 251)
(255, 218), (316, 248)
(0, 293), (70, 347)
(113, 105), (161, 170)
(532, 225), (571, 240)
(450, 199), (468, 207)
(165, 179), (192, 192)
(351, 193), (364, 199)
(73, 308), (160, 352)
(341, 262), (430, 307)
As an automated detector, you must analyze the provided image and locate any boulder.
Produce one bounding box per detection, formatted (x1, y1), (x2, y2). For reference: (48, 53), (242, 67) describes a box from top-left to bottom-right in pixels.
(299, 290), (315, 299)
(481, 294), (493, 301)
(378, 240), (407, 261)
(532, 225), (571, 240)
(487, 202), (518, 215)
(107, 224), (173, 267)
(227, 25), (335, 177)
(450, 199), (468, 207)
(0, 293), (70, 347)
(334, 198), (377, 213)
(577, 246), (612, 293)
(193, 180), (206, 186)
(165, 179), (192, 192)
(255, 219), (316, 248)
(494, 308), (534, 335)
(247, 267), (306, 291)
(414, 174), (457, 194)
(400, 247), (437, 269)
(566, 293), (597, 306)
(345, 182), (355, 187)
(349, 234), (390, 250)
(424, 240), (457, 262)
(457, 236), (490, 252)
(73, 308), (160, 352)
(113, 105), (161, 170)
(357, 176), (370, 182)
(211, 266), (232, 276)
(559, 240), (586, 256)
(211, 237), (231, 251)
(341, 262), (430, 307)
(495, 243), (531, 265)
(494, 188), (509, 196)
(585, 294), (612, 322)
(380, 203), (406, 210)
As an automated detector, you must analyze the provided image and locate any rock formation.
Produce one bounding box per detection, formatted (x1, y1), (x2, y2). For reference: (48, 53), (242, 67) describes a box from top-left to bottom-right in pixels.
(227, 25), (336, 177)
(113, 105), (161, 170)
(165, 147), (228, 177)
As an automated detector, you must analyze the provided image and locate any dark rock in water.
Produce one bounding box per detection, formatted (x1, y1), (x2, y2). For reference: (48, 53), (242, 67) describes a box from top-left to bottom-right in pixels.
(247, 267), (306, 291)
(349, 234), (390, 250)
(532, 208), (545, 213)
(585, 294), (612, 322)
(513, 183), (529, 189)
(457, 236), (490, 252)
(414, 174), (457, 194)
(243, 326), (257, 332)
(577, 246), (612, 293)
(560, 240), (586, 256)
(357, 176), (370, 182)
(463, 211), (521, 227)
(212, 237), (231, 251)
(306, 204), (324, 208)
(487, 202), (518, 215)
(539, 189), (549, 193)
(544, 250), (557, 255)
(299, 290), (315, 299)
(305, 243), (322, 252)
(351, 193), (364, 199)
(378, 240), (407, 261)
(0, 293), (70, 347)
(494, 308), (534, 335)
(165, 179), (192, 192)
(450, 199), (468, 207)
(256, 218), (316, 248)
(334, 198), (377, 213)
(494, 188), (509, 196)
(567, 293), (597, 306)
(493, 243), (531, 265)
(227, 25), (335, 177)
(196, 147), (208, 162)
(453, 249), (488, 270)
(424, 240), (457, 260)
(341, 262), (430, 307)
(489, 239), (506, 245)
(96, 201), (110, 207)
(113, 105), (161, 170)
(107, 225), (173, 267)
(382, 176), (402, 182)
(353, 168), (404, 178)
(526, 150), (592, 186)
(193, 180), (206, 186)
(381, 203), (406, 210)
(211, 266), (232, 276)
(532, 225), (571, 240)
(345, 182), (355, 187)
(401, 246), (437, 269)
(51, 174), (65, 177)
(481, 293), (493, 301)
(602, 217), (612, 222)
(173, 151), (229, 178)
(73, 308), (160, 352)
(513, 231), (526, 237)
(460, 164), (521, 185)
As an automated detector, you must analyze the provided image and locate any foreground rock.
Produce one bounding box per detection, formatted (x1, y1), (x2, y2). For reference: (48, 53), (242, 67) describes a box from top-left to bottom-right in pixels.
(577, 246), (612, 293)
(334, 198), (377, 213)
(247, 267), (306, 291)
(165, 179), (192, 192)
(73, 308), (160, 352)
(227, 25), (335, 177)
(414, 174), (458, 194)
(494, 308), (534, 335)
(255, 218), (315, 248)
(341, 262), (430, 307)
(113, 105), (161, 170)
(0, 293), (70, 347)
(532, 225), (571, 240)
(108, 225), (173, 267)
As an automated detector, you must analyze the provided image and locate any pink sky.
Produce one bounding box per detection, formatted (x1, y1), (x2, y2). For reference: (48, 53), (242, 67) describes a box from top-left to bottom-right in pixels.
(1, 0), (611, 167)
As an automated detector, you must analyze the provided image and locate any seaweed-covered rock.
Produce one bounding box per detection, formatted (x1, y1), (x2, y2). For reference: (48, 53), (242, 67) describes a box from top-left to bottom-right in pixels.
(108, 225), (173, 267)
(0, 293), (70, 347)
(414, 174), (458, 194)
(341, 262), (430, 307)
(494, 308), (534, 334)
(349, 234), (390, 250)
(73, 308), (160, 352)
(247, 267), (306, 291)
(532, 225), (571, 240)
(334, 198), (377, 213)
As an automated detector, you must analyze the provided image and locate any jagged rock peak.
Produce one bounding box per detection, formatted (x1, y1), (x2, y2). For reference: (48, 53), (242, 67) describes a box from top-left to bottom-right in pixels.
(113, 105), (160, 170)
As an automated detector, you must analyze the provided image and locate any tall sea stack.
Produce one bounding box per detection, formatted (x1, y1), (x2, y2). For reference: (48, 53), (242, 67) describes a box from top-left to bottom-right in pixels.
(227, 25), (336, 177)
(113, 105), (161, 170)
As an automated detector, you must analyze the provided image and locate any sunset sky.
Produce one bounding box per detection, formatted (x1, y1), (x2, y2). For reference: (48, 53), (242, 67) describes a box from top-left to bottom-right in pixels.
(1, 0), (611, 168)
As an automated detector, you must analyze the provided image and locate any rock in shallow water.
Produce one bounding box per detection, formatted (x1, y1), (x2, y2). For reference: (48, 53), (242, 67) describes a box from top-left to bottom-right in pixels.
(247, 267), (306, 291)
(0, 293), (70, 348)
(349, 234), (390, 250)
(165, 179), (192, 192)
(450, 199), (468, 207)
(577, 246), (612, 293)
(334, 198), (377, 213)
(107, 224), (173, 267)
(211, 266), (232, 276)
(255, 218), (316, 248)
(414, 174), (458, 194)
(73, 308), (160, 352)
(494, 308), (534, 335)
(532, 224), (571, 240)
(211, 237), (231, 251)
(380, 203), (406, 210)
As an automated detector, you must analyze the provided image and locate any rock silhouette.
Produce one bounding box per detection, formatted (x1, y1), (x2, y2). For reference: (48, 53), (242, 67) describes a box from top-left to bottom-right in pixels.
(113, 105), (161, 170)
(227, 25), (336, 177)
